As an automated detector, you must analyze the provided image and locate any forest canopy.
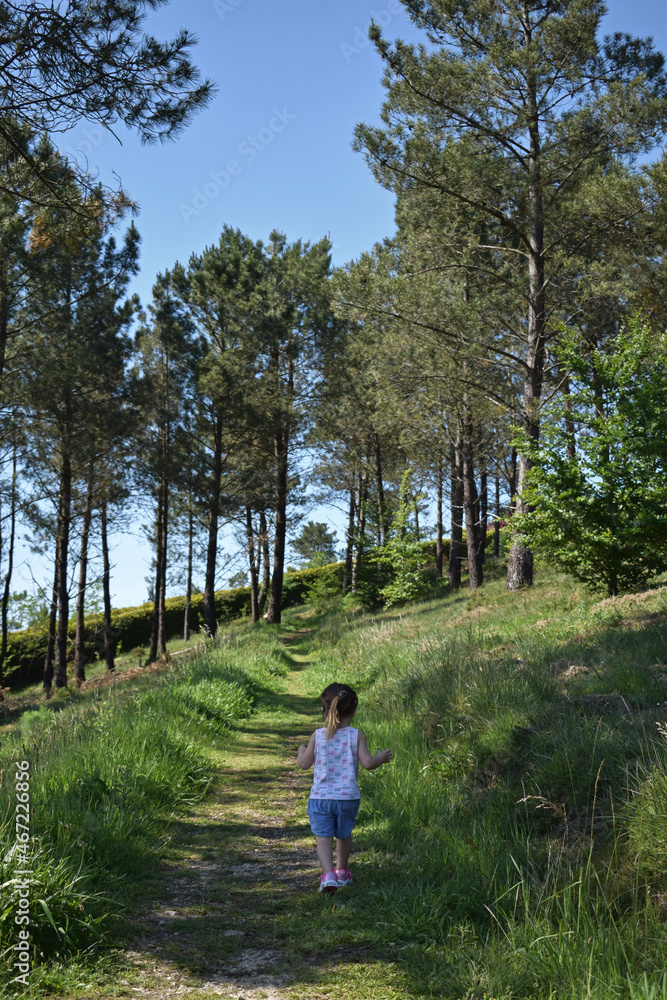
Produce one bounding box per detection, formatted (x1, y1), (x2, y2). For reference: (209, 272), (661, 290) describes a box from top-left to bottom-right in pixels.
(1, 0), (667, 691)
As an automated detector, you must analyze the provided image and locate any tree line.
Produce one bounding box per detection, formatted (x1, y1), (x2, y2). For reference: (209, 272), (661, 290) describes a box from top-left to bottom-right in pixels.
(2, 0), (667, 689)
(0, 0), (213, 687)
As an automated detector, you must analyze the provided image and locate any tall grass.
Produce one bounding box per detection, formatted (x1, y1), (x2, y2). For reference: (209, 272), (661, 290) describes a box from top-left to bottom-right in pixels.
(4, 571), (666, 998)
(0, 626), (289, 993)
(303, 566), (667, 998)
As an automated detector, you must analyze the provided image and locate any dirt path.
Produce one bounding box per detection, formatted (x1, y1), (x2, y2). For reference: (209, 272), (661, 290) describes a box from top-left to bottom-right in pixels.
(98, 631), (384, 1000)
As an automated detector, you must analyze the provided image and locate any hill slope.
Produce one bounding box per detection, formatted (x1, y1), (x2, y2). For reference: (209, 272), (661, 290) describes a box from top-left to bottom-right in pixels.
(2, 564), (667, 999)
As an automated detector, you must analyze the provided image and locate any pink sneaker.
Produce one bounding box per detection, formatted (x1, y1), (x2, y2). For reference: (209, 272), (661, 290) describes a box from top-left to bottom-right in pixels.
(335, 867), (353, 886)
(318, 872), (337, 893)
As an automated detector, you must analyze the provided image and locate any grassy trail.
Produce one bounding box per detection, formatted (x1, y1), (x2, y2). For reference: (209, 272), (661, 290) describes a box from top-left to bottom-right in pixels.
(101, 626), (405, 1000)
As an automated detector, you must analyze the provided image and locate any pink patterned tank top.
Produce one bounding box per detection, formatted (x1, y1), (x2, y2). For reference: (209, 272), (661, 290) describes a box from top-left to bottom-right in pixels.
(310, 726), (360, 800)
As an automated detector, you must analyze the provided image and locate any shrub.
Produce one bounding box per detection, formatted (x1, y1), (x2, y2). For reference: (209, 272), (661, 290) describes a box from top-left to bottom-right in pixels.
(515, 320), (667, 597)
(4, 570), (330, 689)
(378, 480), (433, 607)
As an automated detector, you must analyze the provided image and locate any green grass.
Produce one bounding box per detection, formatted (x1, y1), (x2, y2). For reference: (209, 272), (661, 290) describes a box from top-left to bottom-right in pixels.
(0, 625), (291, 995)
(2, 628), (207, 709)
(298, 561), (667, 998)
(2, 562), (667, 998)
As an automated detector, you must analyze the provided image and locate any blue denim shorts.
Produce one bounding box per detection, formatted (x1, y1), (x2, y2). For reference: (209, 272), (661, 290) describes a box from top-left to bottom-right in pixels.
(307, 798), (360, 839)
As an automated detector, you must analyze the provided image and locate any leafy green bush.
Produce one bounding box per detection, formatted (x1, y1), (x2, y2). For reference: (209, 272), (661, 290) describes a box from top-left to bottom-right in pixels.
(304, 563), (345, 610)
(376, 472), (432, 607)
(5, 567), (338, 689)
(281, 562), (345, 609)
(515, 320), (667, 596)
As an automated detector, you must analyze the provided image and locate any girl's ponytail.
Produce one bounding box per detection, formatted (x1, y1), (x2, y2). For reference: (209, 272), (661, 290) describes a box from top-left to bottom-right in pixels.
(320, 683), (359, 739)
(325, 695), (340, 740)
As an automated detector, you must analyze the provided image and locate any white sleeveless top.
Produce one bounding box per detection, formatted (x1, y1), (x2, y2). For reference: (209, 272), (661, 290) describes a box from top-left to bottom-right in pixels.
(310, 726), (360, 800)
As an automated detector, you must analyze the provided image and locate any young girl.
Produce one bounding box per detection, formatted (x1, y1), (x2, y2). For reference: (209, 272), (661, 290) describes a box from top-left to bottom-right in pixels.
(297, 682), (392, 893)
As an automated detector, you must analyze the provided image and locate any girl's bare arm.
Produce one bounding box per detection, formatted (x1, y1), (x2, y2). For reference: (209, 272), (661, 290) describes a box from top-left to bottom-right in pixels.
(357, 730), (392, 770)
(297, 731), (316, 769)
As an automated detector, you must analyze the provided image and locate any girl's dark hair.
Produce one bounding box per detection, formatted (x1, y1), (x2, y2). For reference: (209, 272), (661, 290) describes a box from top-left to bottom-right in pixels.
(321, 682), (358, 739)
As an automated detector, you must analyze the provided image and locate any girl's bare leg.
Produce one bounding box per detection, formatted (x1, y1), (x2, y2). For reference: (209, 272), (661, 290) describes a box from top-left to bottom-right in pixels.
(315, 836), (334, 873)
(336, 835), (352, 869)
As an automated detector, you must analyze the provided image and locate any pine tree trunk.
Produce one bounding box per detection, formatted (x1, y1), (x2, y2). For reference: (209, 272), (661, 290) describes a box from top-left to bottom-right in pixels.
(43, 558), (58, 692)
(448, 433), (463, 590)
(343, 482), (356, 593)
(592, 354), (617, 598)
(54, 451), (72, 688)
(373, 429), (387, 544)
(0, 487), (3, 686)
(255, 524), (262, 593)
(203, 416), (223, 637)
(562, 374), (576, 460)
(351, 464), (368, 594)
(267, 427), (289, 624)
(246, 506), (259, 623)
(100, 500), (115, 672)
(507, 74), (545, 591)
(493, 472), (501, 558)
(507, 477), (537, 591)
(156, 479), (168, 657)
(74, 466), (94, 684)
(436, 450), (443, 576)
(0, 258), (9, 380)
(479, 468), (488, 564)
(149, 484), (164, 662)
(0, 445), (17, 685)
(463, 413), (483, 590)
(184, 509), (193, 641)
(509, 447), (517, 509)
(257, 510), (270, 615)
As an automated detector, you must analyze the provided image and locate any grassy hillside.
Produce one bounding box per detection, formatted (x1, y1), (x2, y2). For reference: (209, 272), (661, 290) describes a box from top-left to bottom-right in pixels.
(300, 562), (667, 998)
(0, 628), (292, 996)
(1, 560), (667, 998)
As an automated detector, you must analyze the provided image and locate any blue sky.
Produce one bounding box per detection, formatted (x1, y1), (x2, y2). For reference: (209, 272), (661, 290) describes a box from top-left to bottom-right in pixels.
(61, 0), (422, 302)
(16, 0), (667, 610)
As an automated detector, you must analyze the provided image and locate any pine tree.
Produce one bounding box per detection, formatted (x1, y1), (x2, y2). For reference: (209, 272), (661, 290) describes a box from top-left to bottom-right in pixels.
(292, 521), (338, 567)
(135, 278), (193, 660)
(255, 232), (337, 625)
(22, 191), (138, 688)
(0, 0), (214, 209)
(355, 0), (667, 588)
(169, 227), (266, 635)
